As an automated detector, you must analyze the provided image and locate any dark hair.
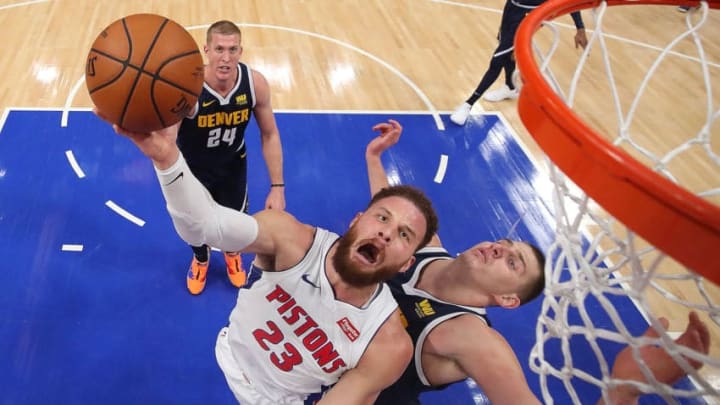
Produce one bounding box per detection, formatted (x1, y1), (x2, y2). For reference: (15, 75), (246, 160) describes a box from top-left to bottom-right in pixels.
(519, 242), (546, 305)
(206, 20), (241, 44)
(367, 185), (439, 250)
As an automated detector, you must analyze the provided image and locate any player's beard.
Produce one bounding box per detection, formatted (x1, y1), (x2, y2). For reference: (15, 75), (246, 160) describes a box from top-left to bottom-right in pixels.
(333, 225), (400, 288)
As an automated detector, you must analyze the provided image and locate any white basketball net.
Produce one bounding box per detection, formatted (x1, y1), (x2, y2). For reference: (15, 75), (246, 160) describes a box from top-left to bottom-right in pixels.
(526, 2), (720, 404)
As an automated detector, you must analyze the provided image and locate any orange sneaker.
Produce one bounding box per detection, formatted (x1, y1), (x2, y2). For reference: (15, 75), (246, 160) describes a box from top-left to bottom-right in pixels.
(187, 250), (210, 295)
(224, 252), (247, 287)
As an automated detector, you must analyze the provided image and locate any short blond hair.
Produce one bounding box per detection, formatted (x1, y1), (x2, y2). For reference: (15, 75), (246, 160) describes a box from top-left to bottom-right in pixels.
(206, 20), (241, 45)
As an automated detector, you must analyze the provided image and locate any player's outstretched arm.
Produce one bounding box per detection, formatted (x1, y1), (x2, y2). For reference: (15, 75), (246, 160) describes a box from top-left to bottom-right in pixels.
(599, 312), (710, 405)
(439, 315), (542, 405)
(94, 111), (270, 256)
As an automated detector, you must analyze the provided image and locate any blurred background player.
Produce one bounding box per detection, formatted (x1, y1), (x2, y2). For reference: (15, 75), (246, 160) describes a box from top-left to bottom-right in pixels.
(450, 0), (587, 125)
(178, 20), (286, 295)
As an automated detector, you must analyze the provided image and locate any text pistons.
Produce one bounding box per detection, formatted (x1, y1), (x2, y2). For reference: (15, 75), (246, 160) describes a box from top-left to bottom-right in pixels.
(252, 284), (347, 374)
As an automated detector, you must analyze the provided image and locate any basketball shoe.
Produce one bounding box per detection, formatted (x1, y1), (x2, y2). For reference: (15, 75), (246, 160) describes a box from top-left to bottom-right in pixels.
(483, 85), (519, 102)
(224, 252), (247, 287)
(450, 102), (472, 126)
(187, 247), (210, 295)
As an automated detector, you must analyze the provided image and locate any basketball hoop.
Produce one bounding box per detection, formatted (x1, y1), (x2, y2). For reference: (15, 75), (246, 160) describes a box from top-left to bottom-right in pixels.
(516, 0), (719, 278)
(515, 0), (719, 403)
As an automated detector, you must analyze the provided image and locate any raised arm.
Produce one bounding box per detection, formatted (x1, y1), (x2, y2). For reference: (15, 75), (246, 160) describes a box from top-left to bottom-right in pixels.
(570, 11), (588, 49)
(364, 120), (442, 247)
(365, 119), (402, 196)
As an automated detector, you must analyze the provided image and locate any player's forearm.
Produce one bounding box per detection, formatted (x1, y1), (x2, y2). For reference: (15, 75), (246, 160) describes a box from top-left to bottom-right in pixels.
(366, 153), (390, 196)
(155, 153), (258, 251)
(570, 11), (584, 29)
(262, 131), (285, 184)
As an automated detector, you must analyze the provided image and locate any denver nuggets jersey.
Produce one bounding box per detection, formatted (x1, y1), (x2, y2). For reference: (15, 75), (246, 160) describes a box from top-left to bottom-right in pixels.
(217, 228), (398, 404)
(375, 246), (491, 405)
(177, 62), (255, 173)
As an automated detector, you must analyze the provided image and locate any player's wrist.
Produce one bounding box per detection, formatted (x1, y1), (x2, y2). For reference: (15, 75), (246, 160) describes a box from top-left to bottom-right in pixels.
(271, 183), (285, 188)
(153, 147), (181, 171)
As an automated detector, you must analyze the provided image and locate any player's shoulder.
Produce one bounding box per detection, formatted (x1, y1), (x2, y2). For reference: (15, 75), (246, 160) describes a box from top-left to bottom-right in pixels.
(425, 314), (495, 356)
(430, 312), (490, 339)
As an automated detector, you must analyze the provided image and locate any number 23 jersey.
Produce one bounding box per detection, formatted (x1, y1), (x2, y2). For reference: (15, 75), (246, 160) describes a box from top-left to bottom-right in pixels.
(220, 228), (399, 403)
(177, 62), (255, 172)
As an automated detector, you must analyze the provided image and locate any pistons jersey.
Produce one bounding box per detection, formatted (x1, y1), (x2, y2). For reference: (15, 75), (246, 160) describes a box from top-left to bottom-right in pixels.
(177, 62), (255, 173)
(219, 228), (398, 404)
(376, 246), (491, 405)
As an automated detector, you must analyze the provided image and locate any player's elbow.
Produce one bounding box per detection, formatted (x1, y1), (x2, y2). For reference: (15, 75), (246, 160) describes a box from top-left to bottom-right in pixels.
(168, 207), (210, 247)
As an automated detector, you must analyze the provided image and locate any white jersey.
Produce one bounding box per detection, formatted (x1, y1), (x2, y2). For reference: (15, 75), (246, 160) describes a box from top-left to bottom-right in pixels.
(216, 228), (398, 404)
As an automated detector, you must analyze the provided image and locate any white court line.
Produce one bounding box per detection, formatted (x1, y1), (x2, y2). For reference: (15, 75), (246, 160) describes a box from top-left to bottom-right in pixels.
(0, 0), (47, 11)
(61, 244), (84, 252)
(61, 77), (86, 127)
(105, 200), (146, 227)
(65, 150), (86, 178)
(429, 0), (503, 14)
(0, 108), (9, 132)
(433, 154), (449, 183)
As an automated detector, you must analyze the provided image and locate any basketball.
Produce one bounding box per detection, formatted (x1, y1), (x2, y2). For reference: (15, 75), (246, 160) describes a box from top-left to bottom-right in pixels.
(85, 13), (204, 133)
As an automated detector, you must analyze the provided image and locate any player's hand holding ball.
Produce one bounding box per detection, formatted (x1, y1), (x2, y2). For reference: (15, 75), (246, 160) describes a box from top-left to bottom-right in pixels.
(86, 13), (204, 133)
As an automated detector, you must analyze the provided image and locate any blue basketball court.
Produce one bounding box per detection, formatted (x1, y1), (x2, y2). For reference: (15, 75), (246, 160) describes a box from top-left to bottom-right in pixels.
(0, 109), (693, 404)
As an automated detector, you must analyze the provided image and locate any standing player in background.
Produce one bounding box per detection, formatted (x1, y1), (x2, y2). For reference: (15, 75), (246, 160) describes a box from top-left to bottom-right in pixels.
(450, 0), (588, 125)
(365, 122), (710, 405)
(178, 20), (285, 295)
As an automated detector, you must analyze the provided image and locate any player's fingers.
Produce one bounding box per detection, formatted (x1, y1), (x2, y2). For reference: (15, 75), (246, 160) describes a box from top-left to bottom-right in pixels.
(687, 312), (710, 353)
(389, 119), (402, 131)
(93, 107), (113, 124)
(372, 123), (390, 132)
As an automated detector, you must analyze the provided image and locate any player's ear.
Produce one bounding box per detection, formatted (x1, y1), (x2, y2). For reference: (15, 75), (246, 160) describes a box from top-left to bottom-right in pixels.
(398, 255), (416, 273)
(494, 294), (520, 309)
(349, 212), (363, 227)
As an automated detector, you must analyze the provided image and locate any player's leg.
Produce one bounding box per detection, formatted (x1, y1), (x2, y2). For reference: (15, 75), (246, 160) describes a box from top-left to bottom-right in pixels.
(187, 244), (211, 295)
(483, 7), (526, 102)
(185, 170), (219, 295)
(214, 153), (250, 288)
(450, 2), (520, 125)
(215, 327), (265, 403)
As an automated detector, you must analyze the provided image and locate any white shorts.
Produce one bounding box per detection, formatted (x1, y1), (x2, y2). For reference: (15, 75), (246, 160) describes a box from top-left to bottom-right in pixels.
(215, 327), (306, 405)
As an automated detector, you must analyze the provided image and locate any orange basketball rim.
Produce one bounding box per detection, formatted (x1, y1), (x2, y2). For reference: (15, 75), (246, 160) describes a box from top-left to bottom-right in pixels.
(515, 0), (720, 280)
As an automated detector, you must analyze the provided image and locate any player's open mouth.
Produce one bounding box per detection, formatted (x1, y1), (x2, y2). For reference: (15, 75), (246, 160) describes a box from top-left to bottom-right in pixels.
(357, 243), (379, 264)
